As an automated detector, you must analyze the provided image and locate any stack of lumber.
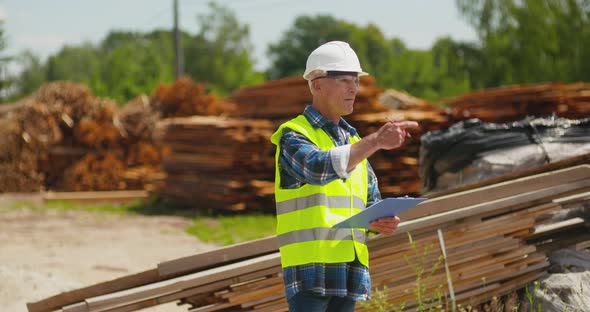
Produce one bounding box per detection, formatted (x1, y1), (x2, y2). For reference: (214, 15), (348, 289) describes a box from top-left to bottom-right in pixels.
(156, 77), (449, 209)
(0, 82), (130, 192)
(350, 108), (450, 196)
(151, 77), (226, 118)
(156, 116), (275, 211)
(447, 82), (590, 123)
(227, 77), (449, 198)
(1, 78), (232, 193)
(226, 76), (388, 119)
(28, 165), (590, 312)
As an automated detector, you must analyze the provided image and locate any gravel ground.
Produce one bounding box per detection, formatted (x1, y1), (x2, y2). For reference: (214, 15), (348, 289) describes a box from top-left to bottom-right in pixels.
(0, 202), (216, 312)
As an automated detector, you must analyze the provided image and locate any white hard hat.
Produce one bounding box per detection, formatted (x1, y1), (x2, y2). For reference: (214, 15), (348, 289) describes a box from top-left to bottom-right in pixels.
(303, 41), (368, 80)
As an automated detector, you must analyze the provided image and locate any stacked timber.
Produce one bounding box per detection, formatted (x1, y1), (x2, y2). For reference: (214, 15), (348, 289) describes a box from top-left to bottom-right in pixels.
(447, 82), (590, 123)
(227, 77), (450, 198)
(350, 109), (450, 196)
(156, 116), (275, 211)
(1, 77), (229, 193)
(28, 165), (590, 312)
(151, 76), (228, 118)
(227, 76), (388, 119)
(0, 82), (126, 192)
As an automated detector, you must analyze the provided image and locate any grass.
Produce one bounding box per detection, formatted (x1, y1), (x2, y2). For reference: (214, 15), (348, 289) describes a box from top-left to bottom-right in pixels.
(186, 214), (276, 246)
(3, 196), (277, 246)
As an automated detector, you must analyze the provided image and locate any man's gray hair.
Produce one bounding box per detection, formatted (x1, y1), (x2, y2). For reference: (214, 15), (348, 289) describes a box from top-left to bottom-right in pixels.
(306, 70), (326, 95)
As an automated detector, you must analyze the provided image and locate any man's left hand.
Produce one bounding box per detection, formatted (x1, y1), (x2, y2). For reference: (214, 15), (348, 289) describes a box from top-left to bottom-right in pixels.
(369, 216), (401, 236)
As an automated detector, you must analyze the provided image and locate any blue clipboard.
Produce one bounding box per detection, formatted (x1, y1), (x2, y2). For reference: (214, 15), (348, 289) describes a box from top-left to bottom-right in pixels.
(333, 197), (427, 229)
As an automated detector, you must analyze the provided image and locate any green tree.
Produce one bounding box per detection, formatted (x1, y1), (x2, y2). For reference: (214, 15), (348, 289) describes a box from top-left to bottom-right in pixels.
(97, 31), (174, 103)
(185, 2), (264, 95)
(267, 15), (357, 80)
(266, 15), (471, 101)
(0, 22), (14, 102)
(456, 0), (590, 88)
(45, 43), (103, 89)
(13, 51), (45, 97)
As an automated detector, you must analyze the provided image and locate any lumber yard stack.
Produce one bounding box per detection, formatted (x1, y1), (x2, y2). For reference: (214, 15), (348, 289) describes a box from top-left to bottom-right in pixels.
(447, 82), (590, 123)
(0, 77), (227, 193)
(155, 116), (275, 211)
(0, 81), (132, 192)
(27, 164), (590, 312)
(156, 76), (450, 210)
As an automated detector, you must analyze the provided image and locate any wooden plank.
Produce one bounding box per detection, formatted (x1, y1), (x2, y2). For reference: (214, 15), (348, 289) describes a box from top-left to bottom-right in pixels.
(403, 165), (590, 221)
(27, 269), (159, 312)
(188, 302), (236, 312)
(84, 253), (280, 311)
(158, 235), (279, 278)
(61, 302), (87, 312)
(398, 178), (590, 235)
(102, 266), (282, 312)
(228, 284), (284, 304)
(424, 154), (590, 199)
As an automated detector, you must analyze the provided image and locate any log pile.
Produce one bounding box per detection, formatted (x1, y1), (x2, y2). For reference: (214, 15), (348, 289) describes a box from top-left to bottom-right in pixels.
(151, 76), (226, 118)
(226, 76), (389, 119)
(28, 165), (590, 312)
(226, 77), (449, 199)
(447, 82), (590, 123)
(156, 77), (450, 209)
(156, 116), (275, 211)
(350, 109), (450, 195)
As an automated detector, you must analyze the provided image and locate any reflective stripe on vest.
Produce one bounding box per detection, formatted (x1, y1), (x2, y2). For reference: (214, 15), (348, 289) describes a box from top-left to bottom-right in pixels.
(276, 194), (365, 215)
(270, 114), (369, 268)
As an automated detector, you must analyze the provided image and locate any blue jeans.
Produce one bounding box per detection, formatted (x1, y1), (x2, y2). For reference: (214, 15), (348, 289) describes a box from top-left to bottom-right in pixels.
(287, 290), (356, 312)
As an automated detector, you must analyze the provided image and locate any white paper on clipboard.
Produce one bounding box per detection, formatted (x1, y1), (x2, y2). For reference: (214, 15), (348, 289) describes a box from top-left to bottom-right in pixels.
(333, 197), (427, 229)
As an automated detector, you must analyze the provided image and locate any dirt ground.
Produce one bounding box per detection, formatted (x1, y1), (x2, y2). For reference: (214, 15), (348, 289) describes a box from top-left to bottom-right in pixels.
(0, 198), (216, 312)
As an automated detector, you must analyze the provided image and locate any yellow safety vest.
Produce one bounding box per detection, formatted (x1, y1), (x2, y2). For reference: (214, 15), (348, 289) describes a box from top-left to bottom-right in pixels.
(270, 115), (369, 268)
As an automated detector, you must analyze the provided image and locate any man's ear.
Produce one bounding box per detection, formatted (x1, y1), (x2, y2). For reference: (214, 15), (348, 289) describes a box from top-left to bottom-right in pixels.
(311, 79), (321, 93)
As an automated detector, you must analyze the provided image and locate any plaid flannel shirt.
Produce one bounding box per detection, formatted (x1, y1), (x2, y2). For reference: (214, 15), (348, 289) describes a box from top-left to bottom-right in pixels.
(277, 105), (381, 301)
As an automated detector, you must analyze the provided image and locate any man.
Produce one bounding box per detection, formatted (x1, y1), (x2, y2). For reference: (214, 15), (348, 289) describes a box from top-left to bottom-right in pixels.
(270, 41), (419, 312)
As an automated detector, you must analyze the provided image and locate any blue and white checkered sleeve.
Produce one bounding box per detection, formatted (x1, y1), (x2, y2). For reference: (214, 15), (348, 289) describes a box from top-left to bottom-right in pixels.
(279, 129), (342, 186)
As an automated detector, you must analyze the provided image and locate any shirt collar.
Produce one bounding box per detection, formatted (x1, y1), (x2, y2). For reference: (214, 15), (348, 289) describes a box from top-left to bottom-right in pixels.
(303, 105), (358, 136)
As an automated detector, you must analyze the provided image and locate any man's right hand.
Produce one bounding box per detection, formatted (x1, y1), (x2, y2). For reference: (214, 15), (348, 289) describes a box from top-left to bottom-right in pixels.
(375, 120), (419, 150)
(347, 119), (419, 172)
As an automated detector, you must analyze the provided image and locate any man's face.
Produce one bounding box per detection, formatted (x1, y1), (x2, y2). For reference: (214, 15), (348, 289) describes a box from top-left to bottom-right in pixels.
(313, 73), (360, 117)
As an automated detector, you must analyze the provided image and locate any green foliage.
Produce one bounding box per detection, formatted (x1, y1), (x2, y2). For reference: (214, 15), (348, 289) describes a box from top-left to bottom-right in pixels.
(359, 285), (405, 312)
(360, 232), (446, 312)
(267, 15), (357, 80)
(456, 0), (590, 88)
(10, 3), (262, 103)
(0, 21), (15, 102)
(6, 2), (590, 104)
(13, 51), (45, 97)
(267, 15), (471, 101)
(185, 2), (264, 96)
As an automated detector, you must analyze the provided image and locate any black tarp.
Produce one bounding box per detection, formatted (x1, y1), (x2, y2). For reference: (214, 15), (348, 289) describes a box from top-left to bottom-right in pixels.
(419, 116), (590, 193)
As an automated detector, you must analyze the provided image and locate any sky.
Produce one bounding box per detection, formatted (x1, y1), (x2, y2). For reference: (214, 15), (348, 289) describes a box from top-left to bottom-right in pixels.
(1, 0), (478, 71)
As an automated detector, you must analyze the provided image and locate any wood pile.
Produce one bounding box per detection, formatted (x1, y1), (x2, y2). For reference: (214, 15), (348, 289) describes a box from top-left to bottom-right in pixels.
(226, 76), (389, 119)
(151, 77), (225, 118)
(156, 116), (275, 211)
(447, 82), (590, 123)
(1, 77), (228, 193)
(350, 109), (450, 196)
(157, 76), (446, 209)
(28, 165), (590, 312)
(163, 76), (449, 206)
